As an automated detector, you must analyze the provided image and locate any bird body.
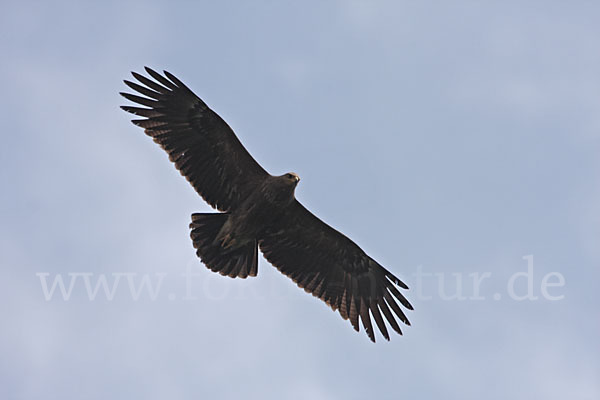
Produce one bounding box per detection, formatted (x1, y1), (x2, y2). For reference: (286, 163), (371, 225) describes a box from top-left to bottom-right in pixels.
(121, 67), (413, 342)
(203, 173), (298, 253)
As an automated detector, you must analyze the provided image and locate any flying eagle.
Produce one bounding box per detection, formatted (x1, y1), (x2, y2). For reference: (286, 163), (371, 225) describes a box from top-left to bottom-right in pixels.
(120, 68), (413, 342)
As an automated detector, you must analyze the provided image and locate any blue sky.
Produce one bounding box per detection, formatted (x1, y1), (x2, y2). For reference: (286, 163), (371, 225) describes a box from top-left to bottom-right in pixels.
(1, 1), (599, 399)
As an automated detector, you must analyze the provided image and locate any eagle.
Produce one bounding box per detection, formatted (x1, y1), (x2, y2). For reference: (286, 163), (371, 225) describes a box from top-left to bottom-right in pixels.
(120, 67), (413, 342)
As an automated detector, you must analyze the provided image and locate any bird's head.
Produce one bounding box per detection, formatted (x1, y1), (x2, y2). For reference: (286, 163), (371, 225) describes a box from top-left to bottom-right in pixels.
(282, 172), (300, 186)
(266, 172), (301, 205)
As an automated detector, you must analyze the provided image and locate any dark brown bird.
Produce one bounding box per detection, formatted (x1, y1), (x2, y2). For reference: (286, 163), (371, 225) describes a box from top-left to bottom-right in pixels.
(120, 67), (413, 342)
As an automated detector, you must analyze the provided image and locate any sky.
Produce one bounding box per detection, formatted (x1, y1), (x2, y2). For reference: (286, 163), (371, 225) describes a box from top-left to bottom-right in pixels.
(1, 1), (599, 399)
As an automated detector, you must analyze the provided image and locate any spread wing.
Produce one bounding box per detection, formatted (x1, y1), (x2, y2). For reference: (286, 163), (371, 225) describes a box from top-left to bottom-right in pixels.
(120, 67), (268, 212)
(259, 200), (413, 342)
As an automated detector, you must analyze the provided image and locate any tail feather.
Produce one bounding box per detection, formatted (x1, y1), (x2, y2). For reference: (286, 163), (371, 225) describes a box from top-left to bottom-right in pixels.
(190, 213), (258, 278)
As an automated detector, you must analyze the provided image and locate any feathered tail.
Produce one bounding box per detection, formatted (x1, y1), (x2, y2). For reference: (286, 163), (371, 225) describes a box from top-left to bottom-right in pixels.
(189, 213), (258, 278)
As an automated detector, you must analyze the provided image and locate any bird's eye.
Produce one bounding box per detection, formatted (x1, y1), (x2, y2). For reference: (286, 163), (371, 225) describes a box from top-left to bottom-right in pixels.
(286, 174), (292, 178)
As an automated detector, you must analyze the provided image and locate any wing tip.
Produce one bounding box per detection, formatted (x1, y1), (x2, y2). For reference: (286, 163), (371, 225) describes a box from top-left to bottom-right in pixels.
(131, 70), (145, 81)
(144, 65), (158, 75)
(131, 119), (148, 127)
(386, 272), (409, 290)
(123, 79), (138, 91)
